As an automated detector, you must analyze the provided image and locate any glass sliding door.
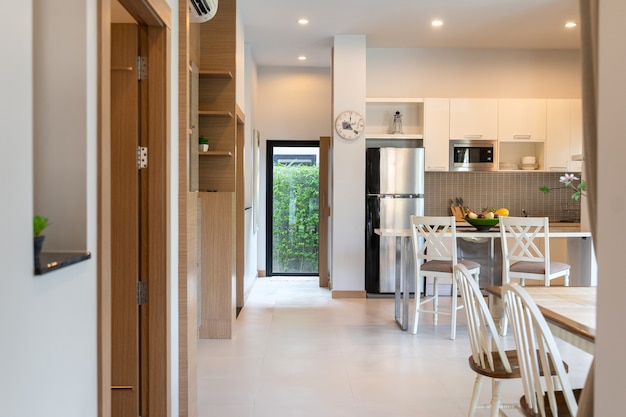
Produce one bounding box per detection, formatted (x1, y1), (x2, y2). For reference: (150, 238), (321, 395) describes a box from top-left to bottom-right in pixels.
(266, 140), (320, 276)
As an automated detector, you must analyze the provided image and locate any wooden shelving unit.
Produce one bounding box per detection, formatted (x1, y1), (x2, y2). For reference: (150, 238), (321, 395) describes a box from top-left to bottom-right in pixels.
(193, 0), (241, 340)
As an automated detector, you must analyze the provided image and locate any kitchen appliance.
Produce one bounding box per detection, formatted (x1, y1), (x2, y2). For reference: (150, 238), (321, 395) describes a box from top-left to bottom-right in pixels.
(449, 140), (497, 171)
(365, 146), (425, 294)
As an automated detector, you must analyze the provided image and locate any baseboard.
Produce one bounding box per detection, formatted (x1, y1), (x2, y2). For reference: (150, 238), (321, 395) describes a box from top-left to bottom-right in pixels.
(331, 290), (366, 299)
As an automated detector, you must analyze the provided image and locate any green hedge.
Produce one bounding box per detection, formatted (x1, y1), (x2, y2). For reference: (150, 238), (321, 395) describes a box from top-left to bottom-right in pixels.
(272, 164), (319, 273)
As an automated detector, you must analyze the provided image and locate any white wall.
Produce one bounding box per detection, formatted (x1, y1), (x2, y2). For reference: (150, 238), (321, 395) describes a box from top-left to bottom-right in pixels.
(0, 1), (180, 416)
(367, 48), (581, 98)
(331, 35), (367, 292)
(255, 66), (332, 272)
(596, 0), (626, 414)
(243, 44), (258, 295)
(33, 1), (90, 251)
(0, 1), (99, 416)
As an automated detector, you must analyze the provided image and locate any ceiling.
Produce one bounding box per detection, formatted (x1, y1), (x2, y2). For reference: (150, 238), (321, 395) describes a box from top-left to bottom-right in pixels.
(237, 0), (581, 68)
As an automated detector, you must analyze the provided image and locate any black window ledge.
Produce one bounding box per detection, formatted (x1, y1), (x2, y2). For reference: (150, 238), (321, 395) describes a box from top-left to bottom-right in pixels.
(35, 251), (92, 275)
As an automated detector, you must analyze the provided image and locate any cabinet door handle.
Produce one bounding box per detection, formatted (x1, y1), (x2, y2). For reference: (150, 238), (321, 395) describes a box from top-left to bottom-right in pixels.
(463, 134), (483, 139)
(513, 134), (531, 139)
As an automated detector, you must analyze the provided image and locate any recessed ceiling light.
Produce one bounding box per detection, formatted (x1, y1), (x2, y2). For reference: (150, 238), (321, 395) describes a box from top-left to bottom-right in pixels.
(298, 18), (309, 25)
(431, 19), (443, 27)
(298, 55), (307, 61)
(565, 22), (577, 28)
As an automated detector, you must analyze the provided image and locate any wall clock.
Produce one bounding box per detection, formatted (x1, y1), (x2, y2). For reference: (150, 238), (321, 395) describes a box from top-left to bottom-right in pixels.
(335, 110), (364, 140)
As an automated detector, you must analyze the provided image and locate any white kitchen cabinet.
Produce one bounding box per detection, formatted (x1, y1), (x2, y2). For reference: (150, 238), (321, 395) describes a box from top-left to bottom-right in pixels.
(546, 99), (570, 171)
(423, 98), (450, 171)
(498, 98), (546, 171)
(449, 98), (498, 140)
(498, 98), (547, 141)
(546, 99), (583, 172)
(569, 99), (583, 172)
(365, 98), (424, 138)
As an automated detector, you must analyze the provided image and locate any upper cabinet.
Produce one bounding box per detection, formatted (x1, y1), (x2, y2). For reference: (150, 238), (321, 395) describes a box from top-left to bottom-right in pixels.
(545, 99), (570, 171)
(498, 98), (547, 141)
(423, 98), (450, 171)
(365, 98), (424, 139)
(569, 99), (583, 172)
(498, 99), (547, 170)
(546, 99), (583, 172)
(449, 98), (498, 140)
(370, 96), (581, 172)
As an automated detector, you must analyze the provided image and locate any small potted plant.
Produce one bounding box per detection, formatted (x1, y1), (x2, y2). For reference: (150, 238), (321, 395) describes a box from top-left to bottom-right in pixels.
(33, 215), (49, 266)
(199, 135), (209, 152)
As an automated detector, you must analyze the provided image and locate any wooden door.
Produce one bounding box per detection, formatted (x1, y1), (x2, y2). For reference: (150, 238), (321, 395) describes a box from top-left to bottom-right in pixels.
(319, 136), (330, 287)
(111, 23), (141, 417)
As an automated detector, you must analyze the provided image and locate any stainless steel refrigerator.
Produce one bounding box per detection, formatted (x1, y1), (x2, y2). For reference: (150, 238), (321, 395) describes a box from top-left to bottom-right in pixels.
(365, 147), (425, 294)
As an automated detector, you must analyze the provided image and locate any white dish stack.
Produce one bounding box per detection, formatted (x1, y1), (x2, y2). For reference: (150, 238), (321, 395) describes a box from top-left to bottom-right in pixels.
(520, 156), (538, 170)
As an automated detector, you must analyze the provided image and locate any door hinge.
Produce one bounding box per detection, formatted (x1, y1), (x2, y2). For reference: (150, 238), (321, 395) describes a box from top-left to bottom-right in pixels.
(137, 56), (147, 80)
(137, 281), (148, 305)
(137, 146), (148, 169)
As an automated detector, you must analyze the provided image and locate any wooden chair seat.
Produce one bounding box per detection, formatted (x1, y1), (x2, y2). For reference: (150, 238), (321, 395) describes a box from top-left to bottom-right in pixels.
(519, 389), (583, 417)
(469, 350), (521, 379)
(503, 283), (582, 417)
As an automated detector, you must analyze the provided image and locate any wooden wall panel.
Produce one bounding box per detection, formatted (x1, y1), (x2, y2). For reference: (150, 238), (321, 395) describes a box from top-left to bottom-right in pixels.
(198, 192), (236, 338)
(177, 0), (197, 415)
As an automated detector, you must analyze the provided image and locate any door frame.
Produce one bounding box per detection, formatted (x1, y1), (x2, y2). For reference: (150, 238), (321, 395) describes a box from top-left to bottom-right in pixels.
(98, 1), (171, 417)
(319, 136), (330, 288)
(265, 140), (325, 279)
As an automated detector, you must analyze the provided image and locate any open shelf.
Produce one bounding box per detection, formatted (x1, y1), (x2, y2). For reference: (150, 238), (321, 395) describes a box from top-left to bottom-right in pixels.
(199, 151), (233, 157)
(198, 110), (233, 117)
(199, 70), (233, 79)
(35, 251), (92, 275)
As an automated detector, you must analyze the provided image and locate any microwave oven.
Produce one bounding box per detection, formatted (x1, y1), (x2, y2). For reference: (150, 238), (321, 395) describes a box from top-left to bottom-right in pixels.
(449, 140), (497, 171)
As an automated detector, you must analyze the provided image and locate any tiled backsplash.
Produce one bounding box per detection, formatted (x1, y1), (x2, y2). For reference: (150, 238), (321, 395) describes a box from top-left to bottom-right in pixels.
(424, 171), (581, 222)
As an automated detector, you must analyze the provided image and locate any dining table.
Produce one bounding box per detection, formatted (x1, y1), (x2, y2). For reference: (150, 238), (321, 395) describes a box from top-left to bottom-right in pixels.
(485, 285), (596, 354)
(375, 223), (593, 332)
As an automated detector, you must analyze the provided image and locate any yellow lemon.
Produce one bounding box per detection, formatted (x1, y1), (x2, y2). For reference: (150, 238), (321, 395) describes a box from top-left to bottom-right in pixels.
(495, 208), (509, 217)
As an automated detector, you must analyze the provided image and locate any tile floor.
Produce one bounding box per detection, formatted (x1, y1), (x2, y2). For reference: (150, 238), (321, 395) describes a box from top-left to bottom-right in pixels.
(197, 277), (593, 417)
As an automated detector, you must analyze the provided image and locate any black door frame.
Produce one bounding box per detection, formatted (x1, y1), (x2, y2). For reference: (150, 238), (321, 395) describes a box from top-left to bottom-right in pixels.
(266, 140), (320, 276)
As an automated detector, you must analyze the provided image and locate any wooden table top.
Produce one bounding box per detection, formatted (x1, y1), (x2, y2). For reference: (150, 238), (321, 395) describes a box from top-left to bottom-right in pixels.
(486, 285), (596, 345)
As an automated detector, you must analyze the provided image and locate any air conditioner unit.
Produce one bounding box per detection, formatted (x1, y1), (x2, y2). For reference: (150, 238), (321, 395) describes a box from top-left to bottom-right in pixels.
(189, 0), (218, 23)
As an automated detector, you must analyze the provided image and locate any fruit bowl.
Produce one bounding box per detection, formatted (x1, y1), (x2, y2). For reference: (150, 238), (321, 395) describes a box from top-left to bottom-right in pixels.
(463, 217), (499, 232)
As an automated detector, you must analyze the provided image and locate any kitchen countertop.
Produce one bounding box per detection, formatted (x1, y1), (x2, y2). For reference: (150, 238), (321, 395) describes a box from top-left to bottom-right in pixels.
(377, 222), (590, 239)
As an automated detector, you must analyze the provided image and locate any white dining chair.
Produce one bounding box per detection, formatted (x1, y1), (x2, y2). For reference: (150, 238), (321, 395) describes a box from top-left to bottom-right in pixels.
(502, 282), (582, 416)
(499, 216), (570, 287)
(454, 264), (521, 417)
(410, 215), (480, 339)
